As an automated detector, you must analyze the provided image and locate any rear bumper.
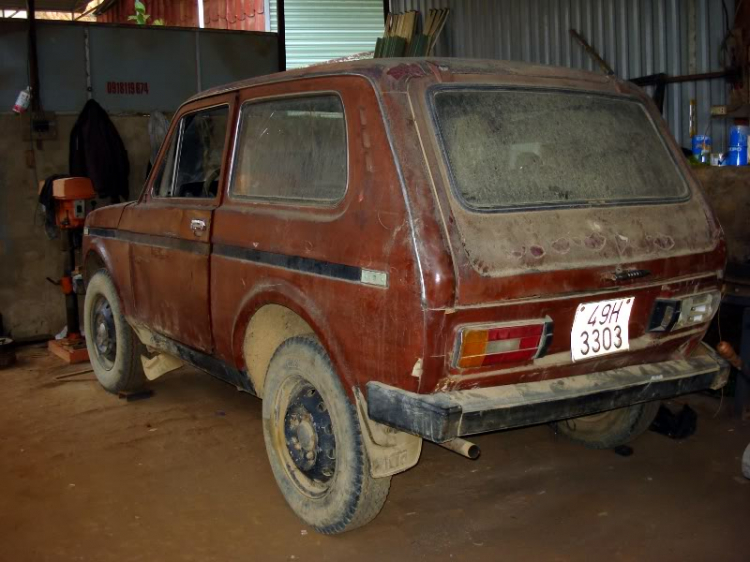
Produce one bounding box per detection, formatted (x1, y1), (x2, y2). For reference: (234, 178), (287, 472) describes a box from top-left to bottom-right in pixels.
(367, 343), (730, 443)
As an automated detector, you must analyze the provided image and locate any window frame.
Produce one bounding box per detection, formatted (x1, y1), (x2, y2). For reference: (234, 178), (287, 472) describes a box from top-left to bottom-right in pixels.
(426, 84), (693, 214)
(226, 91), (350, 207)
(149, 102), (232, 202)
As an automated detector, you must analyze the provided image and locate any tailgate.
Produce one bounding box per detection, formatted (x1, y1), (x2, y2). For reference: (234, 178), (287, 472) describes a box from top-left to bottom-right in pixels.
(421, 83), (724, 389)
(429, 86), (721, 302)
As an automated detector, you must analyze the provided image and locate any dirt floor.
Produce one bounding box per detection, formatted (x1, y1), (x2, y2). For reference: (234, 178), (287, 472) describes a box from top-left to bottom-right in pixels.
(1, 345), (749, 562)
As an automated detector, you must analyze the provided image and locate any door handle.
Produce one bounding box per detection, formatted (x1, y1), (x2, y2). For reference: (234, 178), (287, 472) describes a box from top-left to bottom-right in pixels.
(190, 219), (207, 236)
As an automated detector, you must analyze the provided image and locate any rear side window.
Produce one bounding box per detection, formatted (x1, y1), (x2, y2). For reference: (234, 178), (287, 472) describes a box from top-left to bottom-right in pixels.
(431, 88), (689, 211)
(230, 95), (347, 203)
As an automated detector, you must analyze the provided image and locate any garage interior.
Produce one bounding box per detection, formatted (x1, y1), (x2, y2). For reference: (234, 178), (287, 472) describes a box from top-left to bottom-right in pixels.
(1, 0), (749, 560)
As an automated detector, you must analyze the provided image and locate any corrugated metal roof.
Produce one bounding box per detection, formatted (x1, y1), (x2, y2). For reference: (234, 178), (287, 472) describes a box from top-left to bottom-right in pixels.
(393, 0), (734, 150)
(270, 0), (384, 68)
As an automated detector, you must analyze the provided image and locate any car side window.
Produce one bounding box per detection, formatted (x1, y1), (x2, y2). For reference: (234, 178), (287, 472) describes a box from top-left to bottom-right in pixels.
(230, 95), (347, 204)
(152, 105), (229, 199)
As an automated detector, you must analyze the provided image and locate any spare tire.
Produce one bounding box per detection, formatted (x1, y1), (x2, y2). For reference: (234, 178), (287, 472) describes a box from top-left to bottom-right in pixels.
(552, 401), (661, 449)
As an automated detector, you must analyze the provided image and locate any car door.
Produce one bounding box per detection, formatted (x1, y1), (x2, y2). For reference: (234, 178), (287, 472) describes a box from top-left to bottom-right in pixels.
(119, 95), (235, 352)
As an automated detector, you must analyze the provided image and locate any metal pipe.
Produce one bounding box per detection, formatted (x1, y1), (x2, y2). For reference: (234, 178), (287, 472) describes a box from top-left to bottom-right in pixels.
(277, 0), (286, 71)
(437, 438), (480, 459)
(61, 230), (81, 337)
(26, 0), (40, 111)
(569, 28), (614, 76)
(84, 27), (91, 100)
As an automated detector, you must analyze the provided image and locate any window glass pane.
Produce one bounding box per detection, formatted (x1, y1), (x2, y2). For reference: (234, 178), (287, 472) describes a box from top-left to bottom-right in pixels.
(432, 89), (688, 210)
(153, 129), (178, 198)
(231, 95), (347, 203)
(154, 105), (228, 199)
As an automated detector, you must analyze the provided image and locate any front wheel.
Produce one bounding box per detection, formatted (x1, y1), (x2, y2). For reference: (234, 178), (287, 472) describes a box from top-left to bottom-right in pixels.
(552, 401), (661, 449)
(83, 270), (147, 394)
(262, 336), (390, 534)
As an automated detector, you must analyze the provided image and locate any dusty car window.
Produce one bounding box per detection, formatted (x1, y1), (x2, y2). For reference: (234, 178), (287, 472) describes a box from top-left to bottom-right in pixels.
(231, 95), (347, 203)
(152, 129), (178, 198)
(153, 105), (228, 199)
(432, 88), (689, 211)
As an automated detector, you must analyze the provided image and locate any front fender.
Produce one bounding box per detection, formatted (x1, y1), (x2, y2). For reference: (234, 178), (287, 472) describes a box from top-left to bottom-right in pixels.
(82, 236), (134, 318)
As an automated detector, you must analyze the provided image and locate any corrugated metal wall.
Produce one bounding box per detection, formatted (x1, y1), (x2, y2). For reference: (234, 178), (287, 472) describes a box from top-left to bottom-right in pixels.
(270, 0), (384, 68)
(97, 0), (267, 31)
(393, 0), (734, 150)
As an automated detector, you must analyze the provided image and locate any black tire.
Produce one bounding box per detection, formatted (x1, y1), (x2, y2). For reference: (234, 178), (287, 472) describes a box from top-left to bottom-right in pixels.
(262, 336), (390, 534)
(552, 401), (661, 449)
(83, 270), (147, 394)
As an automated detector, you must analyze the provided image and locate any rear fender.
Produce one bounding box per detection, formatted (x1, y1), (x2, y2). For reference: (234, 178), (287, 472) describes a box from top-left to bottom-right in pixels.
(230, 279), (358, 397)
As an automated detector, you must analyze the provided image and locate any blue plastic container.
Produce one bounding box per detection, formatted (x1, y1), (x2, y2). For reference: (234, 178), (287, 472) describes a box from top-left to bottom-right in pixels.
(691, 135), (711, 158)
(729, 125), (749, 147)
(726, 144), (748, 166)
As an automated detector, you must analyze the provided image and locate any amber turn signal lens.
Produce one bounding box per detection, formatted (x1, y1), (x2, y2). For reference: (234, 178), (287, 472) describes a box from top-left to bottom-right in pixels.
(454, 320), (552, 369)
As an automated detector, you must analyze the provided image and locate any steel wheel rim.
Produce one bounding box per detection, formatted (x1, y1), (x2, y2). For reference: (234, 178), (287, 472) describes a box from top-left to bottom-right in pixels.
(275, 376), (337, 499)
(91, 295), (117, 370)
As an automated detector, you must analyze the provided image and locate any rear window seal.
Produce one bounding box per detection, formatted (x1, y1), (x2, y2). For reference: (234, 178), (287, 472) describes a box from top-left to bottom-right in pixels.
(426, 84), (693, 214)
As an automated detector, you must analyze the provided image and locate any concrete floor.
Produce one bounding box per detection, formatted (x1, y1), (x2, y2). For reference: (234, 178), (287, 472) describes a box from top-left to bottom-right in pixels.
(1, 345), (749, 562)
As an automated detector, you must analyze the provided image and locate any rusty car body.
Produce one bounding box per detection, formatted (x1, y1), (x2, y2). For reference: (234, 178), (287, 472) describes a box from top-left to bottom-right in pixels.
(81, 58), (729, 533)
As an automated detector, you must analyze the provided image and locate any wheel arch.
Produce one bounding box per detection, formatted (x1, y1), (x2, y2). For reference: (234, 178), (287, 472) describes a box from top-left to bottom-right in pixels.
(82, 239), (135, 320)
(83, 248), (107, 283)
(231, 282), (354, 399)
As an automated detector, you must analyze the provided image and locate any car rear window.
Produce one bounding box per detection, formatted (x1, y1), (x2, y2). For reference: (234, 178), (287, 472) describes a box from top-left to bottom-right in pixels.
(230, 94), (347, 204)
(431, 88), (689, 211)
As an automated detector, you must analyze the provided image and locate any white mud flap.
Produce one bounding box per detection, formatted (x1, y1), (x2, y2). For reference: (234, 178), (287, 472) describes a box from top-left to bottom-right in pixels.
(130, 322), (185, 381)
(354, 388), (422, 478)
(141, 352), (184, 381)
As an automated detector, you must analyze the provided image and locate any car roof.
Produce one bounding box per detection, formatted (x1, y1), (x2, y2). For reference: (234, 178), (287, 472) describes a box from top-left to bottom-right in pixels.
(187, 57), (618, 104)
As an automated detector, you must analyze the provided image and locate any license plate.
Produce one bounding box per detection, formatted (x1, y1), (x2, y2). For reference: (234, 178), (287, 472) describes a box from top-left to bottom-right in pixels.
(571, 297), (635, 362)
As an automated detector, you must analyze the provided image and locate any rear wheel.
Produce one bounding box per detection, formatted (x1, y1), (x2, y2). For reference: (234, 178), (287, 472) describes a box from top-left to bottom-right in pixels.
(84, 270), (147, 394)
(552, 401), (660, 449)
(262, 336), (390, 534)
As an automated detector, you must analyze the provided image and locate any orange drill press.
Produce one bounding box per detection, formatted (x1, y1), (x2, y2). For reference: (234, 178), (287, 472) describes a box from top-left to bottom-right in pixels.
(47, 177), (96, 363)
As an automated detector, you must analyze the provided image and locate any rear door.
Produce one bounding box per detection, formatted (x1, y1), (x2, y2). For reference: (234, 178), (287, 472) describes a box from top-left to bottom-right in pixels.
(119, 96), (235, 352)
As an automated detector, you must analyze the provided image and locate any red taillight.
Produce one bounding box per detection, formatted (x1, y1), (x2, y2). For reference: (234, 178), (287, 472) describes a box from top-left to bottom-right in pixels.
(454, 319), (553, 369)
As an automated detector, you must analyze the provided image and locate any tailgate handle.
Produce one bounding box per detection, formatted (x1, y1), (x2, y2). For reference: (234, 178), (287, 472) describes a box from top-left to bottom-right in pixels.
(613, 269), (651, 282)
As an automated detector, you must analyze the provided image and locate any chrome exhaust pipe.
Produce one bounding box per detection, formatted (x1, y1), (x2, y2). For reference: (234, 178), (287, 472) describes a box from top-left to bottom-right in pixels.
(437, 438), (480, 459)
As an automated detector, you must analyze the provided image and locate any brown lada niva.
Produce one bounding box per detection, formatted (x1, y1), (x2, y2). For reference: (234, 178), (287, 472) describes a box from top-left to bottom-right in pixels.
(82, 58), (729, 534)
